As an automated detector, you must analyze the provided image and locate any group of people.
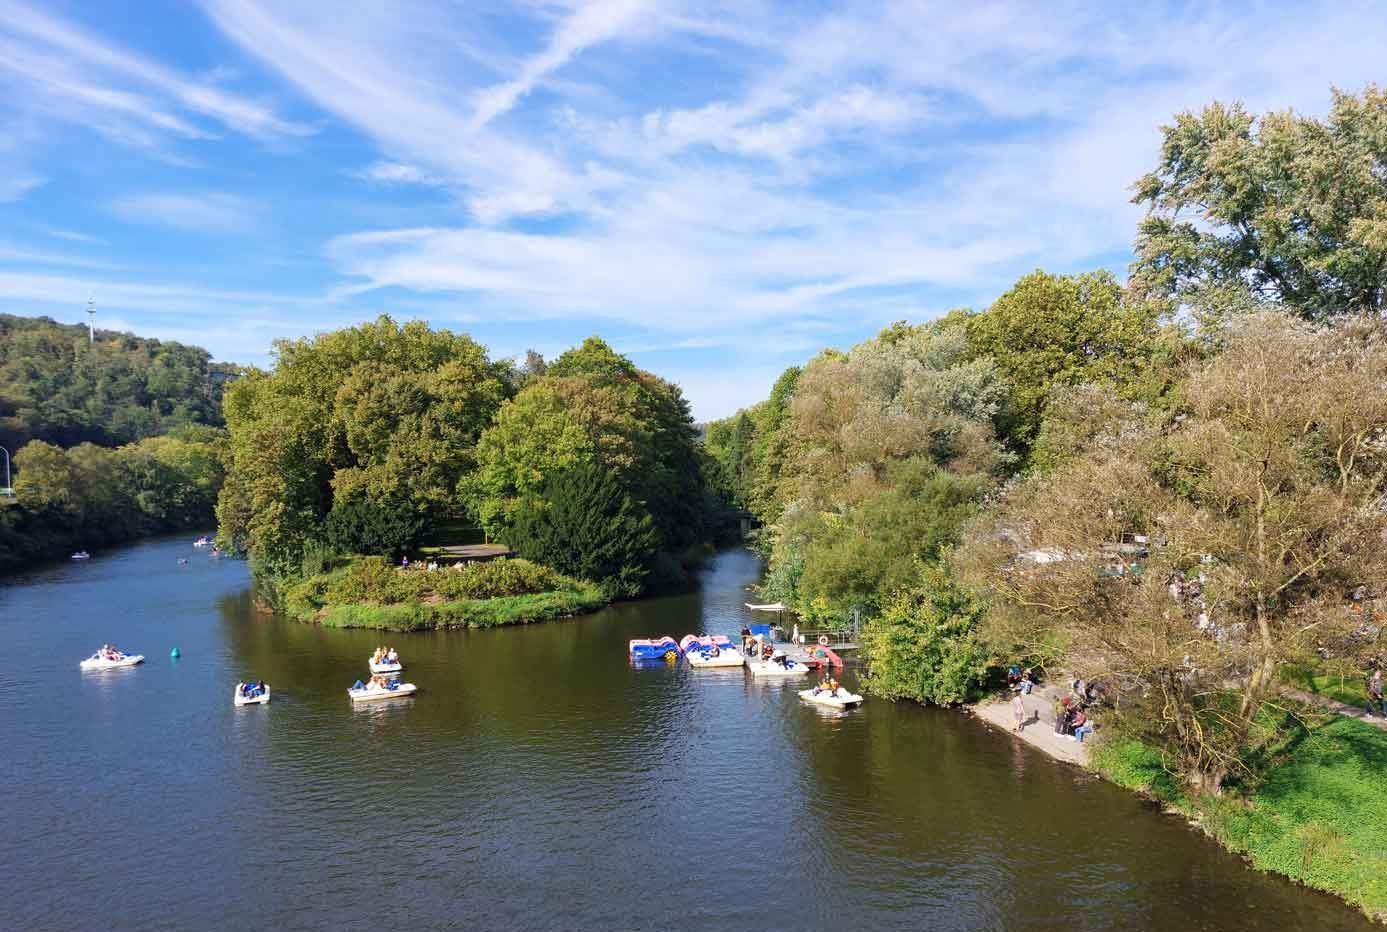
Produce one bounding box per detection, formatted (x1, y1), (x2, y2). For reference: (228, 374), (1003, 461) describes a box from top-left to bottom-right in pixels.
(1006, 666), (1035, 695)
(239, 680), (267, 699)
(366, 674), (398, 691)
(1053, 697), (1096, 742)
(1005, 667), (1099, 743)
(98, 644), (124, 660)
(371, 646), (400, 666)
(813, 675), (842, 697)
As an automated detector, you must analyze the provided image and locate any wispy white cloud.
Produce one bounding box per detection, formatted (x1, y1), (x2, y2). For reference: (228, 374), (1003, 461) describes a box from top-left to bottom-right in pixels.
(467, 0), (648, 131)
(0, 0), (310, 153)
(108, 192), (262, 234)
(356, 161), (439, 186)
(47, 229), (107, 245)
(0, 171), (45, 202)
(0, 242), (129, 271)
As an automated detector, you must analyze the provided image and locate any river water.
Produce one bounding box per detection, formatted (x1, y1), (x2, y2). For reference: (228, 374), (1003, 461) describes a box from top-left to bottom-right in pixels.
(0, 535), (1374, 931)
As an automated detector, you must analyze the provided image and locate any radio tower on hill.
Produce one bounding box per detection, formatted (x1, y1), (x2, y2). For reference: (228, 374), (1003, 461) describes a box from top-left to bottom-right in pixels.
(86, 295), (95, 345)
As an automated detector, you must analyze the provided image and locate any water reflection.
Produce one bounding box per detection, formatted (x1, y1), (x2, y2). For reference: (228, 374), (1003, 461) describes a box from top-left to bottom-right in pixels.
(0, 536), (1377, 931)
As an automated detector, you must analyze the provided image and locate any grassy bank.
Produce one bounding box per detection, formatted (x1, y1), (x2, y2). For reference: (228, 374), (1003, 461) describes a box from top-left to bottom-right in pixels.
(284, 555), (610, 631)
(1091, 711), (1387, 920)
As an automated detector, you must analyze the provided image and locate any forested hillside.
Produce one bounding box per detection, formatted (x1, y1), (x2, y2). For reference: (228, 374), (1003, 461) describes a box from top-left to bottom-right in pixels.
(0, 313), (236, 452)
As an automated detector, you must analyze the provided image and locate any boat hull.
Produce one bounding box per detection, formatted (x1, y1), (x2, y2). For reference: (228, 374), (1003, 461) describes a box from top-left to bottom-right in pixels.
(798, 688), (863, 708)
(688, 652), (745, 668)
(234, 686), (271, 706)
(79, 655), (144, 670)
(348, 683), (417, 702)
(368, 660), (402, 674)
(747, 660), (809, 676)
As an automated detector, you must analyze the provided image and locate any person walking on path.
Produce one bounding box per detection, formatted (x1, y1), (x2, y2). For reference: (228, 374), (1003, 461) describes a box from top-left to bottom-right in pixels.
(1368, 669), (1386, 718)
(1012, 692), (1026, 732)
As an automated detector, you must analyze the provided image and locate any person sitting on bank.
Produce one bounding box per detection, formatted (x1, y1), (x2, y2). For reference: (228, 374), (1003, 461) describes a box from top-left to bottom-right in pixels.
(1072, 711), (1096, 743)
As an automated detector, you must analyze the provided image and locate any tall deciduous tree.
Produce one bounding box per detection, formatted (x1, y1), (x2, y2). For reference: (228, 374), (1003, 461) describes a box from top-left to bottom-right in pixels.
(964, 270), (1173, 455)
(470, 337), (715, 586)
(1131, 85), (1387, 320)
(960, 312), (1387, 793)
(217, 316), (510, 576)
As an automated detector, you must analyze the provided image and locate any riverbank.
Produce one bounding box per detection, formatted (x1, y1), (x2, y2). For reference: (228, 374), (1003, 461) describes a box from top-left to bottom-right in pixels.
(968, 686), (1387, 921)
(283, 555), (609, 631)
(968, 685), (1090, 766)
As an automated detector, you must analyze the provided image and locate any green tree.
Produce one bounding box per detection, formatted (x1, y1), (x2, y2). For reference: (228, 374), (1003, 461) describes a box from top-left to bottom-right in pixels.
(0, 312), (234, 452)
(861, 563), (991, 706)
(959, 312), (1387, 794)
(217, 316), (510, 577)
(1131, 85), (1387, 320)
(471, 337), (716, 586)
(507, 462), (658, 598)
(964, 270), (1172, 454)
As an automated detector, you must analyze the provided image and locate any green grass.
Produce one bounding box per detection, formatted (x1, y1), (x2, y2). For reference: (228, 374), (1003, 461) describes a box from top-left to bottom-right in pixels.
(309, 585), (609, 631)
(1281, 660), (1369, 708)
(1091, 714), (1387, 919)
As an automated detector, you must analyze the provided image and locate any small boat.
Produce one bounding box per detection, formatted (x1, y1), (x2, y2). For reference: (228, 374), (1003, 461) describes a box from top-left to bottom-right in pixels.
(747, 653), (811, 676)
(71, 551), (90, 561)
(368, 658), (402, 674)
(347, 679), (417, 702)
(79, 651), (143, 670)
(234, 682), (271, 706)
(799, 687), (864, 709)
(629, 637), (680, 661)
(680, 634), (744, 668)
(193, 537), (210, 548)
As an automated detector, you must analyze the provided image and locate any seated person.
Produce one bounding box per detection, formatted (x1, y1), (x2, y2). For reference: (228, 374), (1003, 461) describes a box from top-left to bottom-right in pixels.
(1072, 712), (1096, 743)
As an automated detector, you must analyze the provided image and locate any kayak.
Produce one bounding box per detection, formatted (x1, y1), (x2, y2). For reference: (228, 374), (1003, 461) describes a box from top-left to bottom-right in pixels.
(71, 551), (90, 561)
(368, 658), (403, 674)
(799, 687), (864, 709)
(747, 658), (810, 676)
(234, 684), (271, 706)
(348, 682), (417, 702)
(79, 653), (143, 670)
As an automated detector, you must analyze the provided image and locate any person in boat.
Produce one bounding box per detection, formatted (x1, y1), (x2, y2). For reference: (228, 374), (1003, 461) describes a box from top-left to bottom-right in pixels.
(814, 675), (832, 696)
(740, 626), (752, 655)
(386, 647), (398, 663)
(708, 643), (721, 658)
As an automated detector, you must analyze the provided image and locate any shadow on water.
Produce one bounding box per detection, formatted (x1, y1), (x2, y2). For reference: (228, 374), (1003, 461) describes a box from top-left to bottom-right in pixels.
(0, 537), (1377, 931)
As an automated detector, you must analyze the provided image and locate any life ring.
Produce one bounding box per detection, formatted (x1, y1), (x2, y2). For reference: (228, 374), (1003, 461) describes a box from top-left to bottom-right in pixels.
(663, 650), (678, 662)
(818, 635), (829, 647)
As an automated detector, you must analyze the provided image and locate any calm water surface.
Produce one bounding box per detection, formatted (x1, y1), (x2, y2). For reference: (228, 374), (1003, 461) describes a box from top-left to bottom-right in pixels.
(0, 536), (1374, 931)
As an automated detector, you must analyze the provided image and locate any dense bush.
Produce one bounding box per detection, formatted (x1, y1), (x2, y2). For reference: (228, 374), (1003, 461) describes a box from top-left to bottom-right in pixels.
(311, 556), (572, 609)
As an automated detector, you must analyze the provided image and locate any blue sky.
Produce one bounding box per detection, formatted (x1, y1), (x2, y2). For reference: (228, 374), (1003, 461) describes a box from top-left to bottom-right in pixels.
(1, 1), (1384, 419)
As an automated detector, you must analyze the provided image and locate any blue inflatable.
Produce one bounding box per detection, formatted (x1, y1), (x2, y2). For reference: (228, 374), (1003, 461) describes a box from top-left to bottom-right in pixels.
(628, 636), (680, 660)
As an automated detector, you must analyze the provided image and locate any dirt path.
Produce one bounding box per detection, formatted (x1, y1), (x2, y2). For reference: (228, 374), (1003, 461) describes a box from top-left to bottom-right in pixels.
(1281, 686), (1387, 730)
(968, 684), (1091, 765)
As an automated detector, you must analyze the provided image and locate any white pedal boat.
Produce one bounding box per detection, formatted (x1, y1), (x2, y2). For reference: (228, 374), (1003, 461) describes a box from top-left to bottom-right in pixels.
(680, 634), (744, 669)
(799, 687), (864, 708)
(234, 684), (271, 706)
(71, 551), (90, 561)
(348, 682), (417, 702)
(79, 652), (144, 670)
(368, 658), (402, 674)
(747, 657), (811, 676)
